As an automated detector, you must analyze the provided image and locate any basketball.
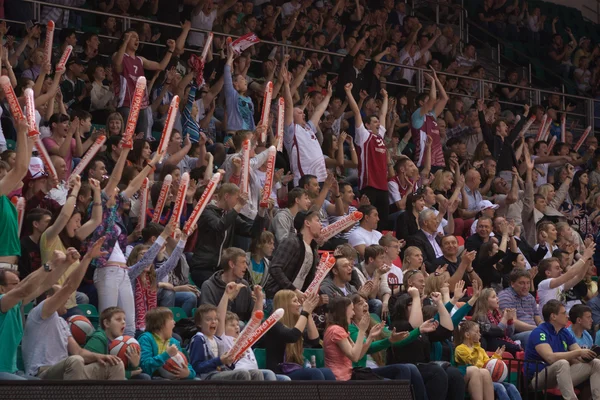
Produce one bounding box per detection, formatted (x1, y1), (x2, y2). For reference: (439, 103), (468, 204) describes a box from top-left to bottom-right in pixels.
(109, 336), (141, 368)
(67, 315), (95, 345)
(158, 351), (188, 379)
(484, 358), (508, 382)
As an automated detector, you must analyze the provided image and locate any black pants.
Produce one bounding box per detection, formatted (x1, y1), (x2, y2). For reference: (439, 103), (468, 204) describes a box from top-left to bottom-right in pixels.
(416, 362), (465, 400)
(361, 186), (390, 231)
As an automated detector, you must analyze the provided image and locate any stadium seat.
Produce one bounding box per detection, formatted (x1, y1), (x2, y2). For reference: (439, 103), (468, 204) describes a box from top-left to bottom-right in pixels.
(254, 348), (266, 369)
(370, 313), (382, 323)
(78, 304), (99, 329)
(169, 307), (187, 322)
(456, 236), (465, 247)
(190, 308), (197, 318)
(6, 139), (16, 150)
(303, 348), (325, 368)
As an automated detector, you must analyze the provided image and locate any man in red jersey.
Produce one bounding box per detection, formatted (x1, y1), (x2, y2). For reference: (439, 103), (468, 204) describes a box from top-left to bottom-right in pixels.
(112, 29), (176, 139)
(344, 83), (389, 231)
(411, 67), (448, 173)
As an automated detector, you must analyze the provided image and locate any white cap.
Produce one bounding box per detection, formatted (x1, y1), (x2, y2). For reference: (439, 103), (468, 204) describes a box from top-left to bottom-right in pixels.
(479, 200), (499, 211)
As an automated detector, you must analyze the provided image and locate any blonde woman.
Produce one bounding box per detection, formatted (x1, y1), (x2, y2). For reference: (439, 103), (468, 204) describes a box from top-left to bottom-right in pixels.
(402, 246), (424, 272)
(262, 290), (336, 380)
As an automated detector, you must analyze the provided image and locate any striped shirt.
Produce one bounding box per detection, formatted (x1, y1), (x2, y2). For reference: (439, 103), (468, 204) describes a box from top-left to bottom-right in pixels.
(498, 286), (539, 327)
(40, 0), (85, 28)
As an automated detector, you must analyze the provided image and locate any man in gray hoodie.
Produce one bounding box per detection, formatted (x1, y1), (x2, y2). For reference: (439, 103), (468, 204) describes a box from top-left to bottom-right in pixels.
(319, 256), (358, 299)
(200, 247), (254, 322)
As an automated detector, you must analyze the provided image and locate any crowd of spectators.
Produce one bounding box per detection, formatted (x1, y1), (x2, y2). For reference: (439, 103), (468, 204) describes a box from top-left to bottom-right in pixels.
(1, 0), (600, 398)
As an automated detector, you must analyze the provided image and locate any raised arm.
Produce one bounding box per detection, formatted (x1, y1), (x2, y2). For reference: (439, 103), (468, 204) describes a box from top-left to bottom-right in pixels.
(104, 147), (131, 196)
(432, 69), (449, 117)
(378, 89), (388, 130)
(75, 179), (103, 240)
(309, 81), (332, 127)
(41, 238), (107, 319)
(141, 40), (176, 71)
(44, 175), (80, 242)
(419, 73), (436, 116)
(112, 33), (132, 75)
(344, 83), (363, 127)
(0, 119), (30, 195)
(122, 150), (163, 199)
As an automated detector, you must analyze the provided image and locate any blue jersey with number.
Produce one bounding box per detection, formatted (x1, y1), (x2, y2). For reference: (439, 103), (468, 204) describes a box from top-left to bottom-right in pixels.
(524, 322), (576, 380)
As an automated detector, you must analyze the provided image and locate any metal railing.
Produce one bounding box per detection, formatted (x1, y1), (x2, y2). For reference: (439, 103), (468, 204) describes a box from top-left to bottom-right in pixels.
(14, 0), (598, 129)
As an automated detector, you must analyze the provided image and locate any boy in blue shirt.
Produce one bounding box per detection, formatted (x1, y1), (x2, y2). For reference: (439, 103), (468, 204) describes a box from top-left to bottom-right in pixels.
(525, 300), (599, 399)
(567, 304), (594, 349)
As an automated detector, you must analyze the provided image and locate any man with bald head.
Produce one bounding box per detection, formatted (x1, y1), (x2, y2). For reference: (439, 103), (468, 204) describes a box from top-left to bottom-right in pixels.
(47, 155), (69, 206)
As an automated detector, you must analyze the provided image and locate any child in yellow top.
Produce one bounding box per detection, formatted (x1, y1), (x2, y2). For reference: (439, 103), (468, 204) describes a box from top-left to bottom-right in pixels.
(454, 320), (521, 400)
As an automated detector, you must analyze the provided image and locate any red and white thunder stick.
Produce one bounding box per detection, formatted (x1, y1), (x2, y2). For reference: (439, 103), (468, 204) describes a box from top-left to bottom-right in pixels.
(574, 126), (592, 152)
(15, 197), (25, 236)
(122, 76), (146, 149)
(259, 147), (276, 208)
(201, 32), (213, 63)
(0, 76), (24, 122)
(546, 135), (557, 155)
(182, 172), (221, 235)
(56, 45), (72, 71)
(319, 211), (363, 243)
(240, 139), (250, 195)
(169, 172), (189, 230)
(535, 114), (547, 141)
(138, 177), (150, 229)
(276, 97), (284, 152)
(561, 114), (566, 143)
(304, 252), (336, 297)
(541, 119), (552, 142)
(157, 95), (179, 163)
(518, 115), (536, 137)
(44, 21), (55, 64)
(71, 135), (106, 177)
(34, 136), (58, 181)
(228, 310), (264, 360)
(259, 81), (273, 143)
(231, 308), (284, 363)
(24, 88), (39, 136)
(151, 174), (172, 223)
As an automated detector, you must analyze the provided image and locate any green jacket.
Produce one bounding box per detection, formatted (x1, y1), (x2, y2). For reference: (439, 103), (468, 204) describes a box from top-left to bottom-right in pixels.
(348, 324), (421, 368)
(84, 330), (139, 379)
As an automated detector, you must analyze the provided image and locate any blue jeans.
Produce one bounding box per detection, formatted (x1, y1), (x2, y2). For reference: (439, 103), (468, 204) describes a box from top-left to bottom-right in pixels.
(259, 369), (291, 381)
(368, 299), (383, 317)
(373, 364), (428, 400)
(493, 382), (521, 400)
(158, 289), (198, 317)
(512, 331), (532, 348)
(0, 372), (39, 380)
(287, 367), (336, 380)
(130, 372), (152, 380)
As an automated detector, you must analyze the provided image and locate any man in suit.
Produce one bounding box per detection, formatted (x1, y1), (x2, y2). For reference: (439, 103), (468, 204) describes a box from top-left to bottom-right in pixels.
(405, 209), (442, 273)
(388, 0), (407, 28)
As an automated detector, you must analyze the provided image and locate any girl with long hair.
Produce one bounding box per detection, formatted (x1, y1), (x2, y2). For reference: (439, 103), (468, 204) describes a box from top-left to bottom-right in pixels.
(40, 175), (102, 317)
(127, 139), (152, 170)
(262, 290), (336, 380)
(245, 231), (275, 287)
(454, 320), (521, 400)
(323, 295), (428, 397)
(402, 246), (424, 272)
(471, 288), (521, 356)
(395, 191), (426, 242)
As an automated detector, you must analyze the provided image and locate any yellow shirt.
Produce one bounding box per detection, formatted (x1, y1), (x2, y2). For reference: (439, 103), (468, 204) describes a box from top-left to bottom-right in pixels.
(152, 333), (169, 354)
(454, 343), (500, 368)
(40, 231), (78, 309)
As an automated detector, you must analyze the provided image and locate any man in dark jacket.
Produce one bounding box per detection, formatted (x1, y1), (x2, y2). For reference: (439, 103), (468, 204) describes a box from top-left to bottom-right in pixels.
(200, 247), (255, 322)
(189, 183), (266, 286)
(264, 211), (322, 299)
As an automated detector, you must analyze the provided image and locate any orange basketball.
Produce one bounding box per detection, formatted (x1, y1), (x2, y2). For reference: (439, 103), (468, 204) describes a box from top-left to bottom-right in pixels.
(67, 315), (94, 345)
(158, 351), (188, 379)
(109, 336), (141, 368)
(484, 358), (508, 382)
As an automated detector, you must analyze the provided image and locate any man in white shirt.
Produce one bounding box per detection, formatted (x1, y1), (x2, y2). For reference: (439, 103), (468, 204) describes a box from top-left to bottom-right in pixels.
(348, 205), (382, 259)
(537, 242), (593, 312)
(282, 70), (330, 186)
(459, 168), (484, 220)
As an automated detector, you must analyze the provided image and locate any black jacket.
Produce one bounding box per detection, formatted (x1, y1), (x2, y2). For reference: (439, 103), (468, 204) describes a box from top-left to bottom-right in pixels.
(264, 233), (318, 299)
(405, 230), (441, 273)
(189, 204), (265, 273)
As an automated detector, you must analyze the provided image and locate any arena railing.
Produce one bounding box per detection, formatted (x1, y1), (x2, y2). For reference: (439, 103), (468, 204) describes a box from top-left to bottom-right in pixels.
(17, 0), (598, 132)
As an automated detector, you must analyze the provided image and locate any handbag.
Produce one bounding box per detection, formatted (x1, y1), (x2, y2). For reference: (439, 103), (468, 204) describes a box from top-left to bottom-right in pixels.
(278, 351), (304, 374)
(351, 367), (384, 380)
